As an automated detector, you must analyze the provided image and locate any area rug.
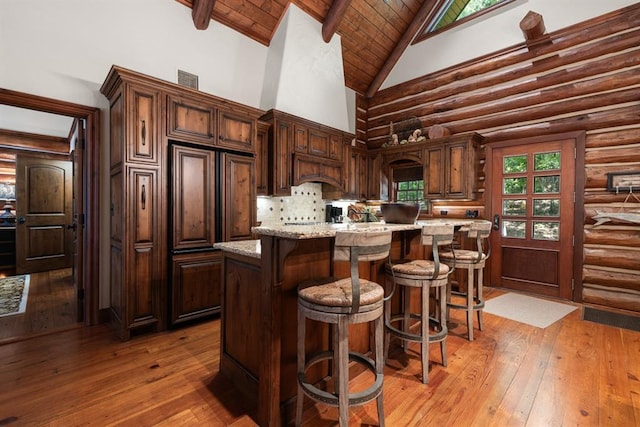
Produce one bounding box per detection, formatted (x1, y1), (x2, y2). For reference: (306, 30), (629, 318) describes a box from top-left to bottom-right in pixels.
(484, 292), (577, 328)
(0, 275), (30, 317)
(583, 307), (640, 332)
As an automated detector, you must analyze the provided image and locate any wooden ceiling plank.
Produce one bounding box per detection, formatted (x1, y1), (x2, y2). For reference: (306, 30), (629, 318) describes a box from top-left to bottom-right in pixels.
(366, 0), (441, 97)
(192, 0), (217, 30)
(322, 0), (352, 42)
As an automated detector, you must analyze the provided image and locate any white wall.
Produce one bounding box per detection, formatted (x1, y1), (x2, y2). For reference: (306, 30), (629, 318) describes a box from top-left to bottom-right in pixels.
(383, 0), (639, 89)
(260, 5), (350, 132)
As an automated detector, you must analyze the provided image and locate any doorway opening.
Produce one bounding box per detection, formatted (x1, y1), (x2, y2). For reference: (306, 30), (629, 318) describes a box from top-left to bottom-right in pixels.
(0, 88), (100, 342)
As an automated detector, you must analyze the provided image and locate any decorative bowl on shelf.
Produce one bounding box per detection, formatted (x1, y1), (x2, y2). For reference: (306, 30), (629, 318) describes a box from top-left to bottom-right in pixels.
(380, 202), (420, 224)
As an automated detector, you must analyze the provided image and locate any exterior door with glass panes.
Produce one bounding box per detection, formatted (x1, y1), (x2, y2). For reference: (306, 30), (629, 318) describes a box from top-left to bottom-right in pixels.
(489, 137), (575, 299)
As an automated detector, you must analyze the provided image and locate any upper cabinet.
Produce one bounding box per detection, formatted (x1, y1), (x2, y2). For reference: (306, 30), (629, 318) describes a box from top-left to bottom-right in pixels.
(218, 110), (256, 152)
(260, 109), (353, 196)
(167, 95), (216, 145)
(375, 132), (483, 201)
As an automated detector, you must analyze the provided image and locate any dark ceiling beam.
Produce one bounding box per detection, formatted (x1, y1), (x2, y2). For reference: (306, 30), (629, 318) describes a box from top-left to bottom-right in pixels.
(322, 0), (351, 43)
(191, 0), (216, 30)
(365, 0), (442, 98)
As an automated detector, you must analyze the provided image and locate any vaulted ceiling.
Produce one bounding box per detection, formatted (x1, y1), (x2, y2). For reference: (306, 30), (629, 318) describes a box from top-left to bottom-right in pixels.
(175, 0), (442, 97)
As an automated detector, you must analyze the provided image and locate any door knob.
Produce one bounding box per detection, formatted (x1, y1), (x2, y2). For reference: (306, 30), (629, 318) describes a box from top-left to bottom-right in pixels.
(17, 216), (26, 224)
(492, 214), (500, 231)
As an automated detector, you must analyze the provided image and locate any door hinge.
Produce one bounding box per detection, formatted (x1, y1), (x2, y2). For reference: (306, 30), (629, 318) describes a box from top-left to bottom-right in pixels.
(78, 288), (85, 300)
(572, 235), (575, 247)
(571, 279), (575, 291)
(79, 213), (85, 226)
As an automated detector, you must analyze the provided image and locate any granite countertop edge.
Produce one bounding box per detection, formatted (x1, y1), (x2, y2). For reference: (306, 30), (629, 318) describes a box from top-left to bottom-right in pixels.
(215, 219), (490, 257)
(214, 240), (261, 258)
(251, 218), (489, 239)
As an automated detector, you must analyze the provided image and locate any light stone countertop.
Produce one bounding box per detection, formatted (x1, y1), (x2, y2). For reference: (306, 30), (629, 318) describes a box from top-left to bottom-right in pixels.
(251, 218), (489, 239)
(214, 239), (261, 258)
(216, 219), (490, 258)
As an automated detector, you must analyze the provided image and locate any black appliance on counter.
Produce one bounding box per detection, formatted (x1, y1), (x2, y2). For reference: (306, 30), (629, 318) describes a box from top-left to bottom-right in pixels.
(325, 204), (343, 223)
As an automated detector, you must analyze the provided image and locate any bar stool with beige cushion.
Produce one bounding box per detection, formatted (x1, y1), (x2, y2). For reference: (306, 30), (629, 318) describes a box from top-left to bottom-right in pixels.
(440, 221), (492, 341)
(383, 224), (455, 384)
(296, 230), (392, 427)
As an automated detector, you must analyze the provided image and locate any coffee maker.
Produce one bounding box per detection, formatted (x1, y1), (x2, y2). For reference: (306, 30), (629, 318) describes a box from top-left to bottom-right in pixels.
(325, 204), (343, 223)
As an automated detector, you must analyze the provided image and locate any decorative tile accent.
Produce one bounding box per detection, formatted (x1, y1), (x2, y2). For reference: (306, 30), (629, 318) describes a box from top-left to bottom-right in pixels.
(257, 183), (326, 226)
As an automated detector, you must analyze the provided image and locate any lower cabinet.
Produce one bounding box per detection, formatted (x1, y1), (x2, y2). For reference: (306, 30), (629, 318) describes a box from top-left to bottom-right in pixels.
(219, 251), (262, 400)
(170, 250), (222, 325)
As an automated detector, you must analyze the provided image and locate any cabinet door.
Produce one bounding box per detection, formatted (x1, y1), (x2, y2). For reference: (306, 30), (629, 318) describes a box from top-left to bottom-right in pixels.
(345, 146), (367, 200)
(273, 120), (292, 196)
(255, 121), (270, 195)
(293, 124), (309, 154)
(367, 153), (382, 200)
(127, 167), (162, 329)
(308, 128), (331, 158)
(222, 153), (256, 241)
(171, 145), (216, 250)
(445, 141), (469, 198)
(127, 86), (160, 164)
(218, 110), (255, 153)
(425, 146), (445, 198)
(167, 95), (216, 145)
(171, 251), (222, 325)
(330, 134), (344, 161)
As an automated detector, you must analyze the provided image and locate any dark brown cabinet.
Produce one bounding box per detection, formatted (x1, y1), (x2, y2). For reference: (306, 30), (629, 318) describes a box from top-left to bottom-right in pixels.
(171, 251), (222, 325)
(167, 95), (216, 146)
(424, 134), (481, 199)
(255, 120), (270, 196)
(374, 132), (482, 202)
(103, 75), (165, 340)
(222, 153), (256, 241)
(218, 110), (255, 152)
(171, 145), (216, 250)
(101, 65), (263, 339)
(260, 109), (352, 196)
(344, 145), (368, 200)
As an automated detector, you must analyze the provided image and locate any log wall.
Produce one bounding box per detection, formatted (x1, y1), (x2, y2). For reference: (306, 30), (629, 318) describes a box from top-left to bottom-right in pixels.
(361, 4), (640, 312)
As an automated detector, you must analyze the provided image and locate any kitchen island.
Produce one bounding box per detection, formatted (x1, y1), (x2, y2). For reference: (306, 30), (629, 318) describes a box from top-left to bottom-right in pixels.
(216, 220), (489, 426)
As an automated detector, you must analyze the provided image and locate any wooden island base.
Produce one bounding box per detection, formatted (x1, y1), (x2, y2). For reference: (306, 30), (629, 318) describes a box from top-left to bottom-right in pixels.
(218, 221), (486, 426)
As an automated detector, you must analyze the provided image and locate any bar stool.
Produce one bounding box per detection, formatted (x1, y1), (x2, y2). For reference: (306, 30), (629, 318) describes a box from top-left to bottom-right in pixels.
(296, 230), (392, 427)
(440, 221), (492, 341)
(384, 224), (455, 384)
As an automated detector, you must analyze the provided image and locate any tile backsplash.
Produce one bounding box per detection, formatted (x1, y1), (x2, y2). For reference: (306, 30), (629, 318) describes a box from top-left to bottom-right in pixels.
(257, 182), (353, 226)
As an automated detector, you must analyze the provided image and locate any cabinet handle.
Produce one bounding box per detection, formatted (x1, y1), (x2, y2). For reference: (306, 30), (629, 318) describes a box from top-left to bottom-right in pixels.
(141, 184), (146, 210)
(141, 120), (146, 146)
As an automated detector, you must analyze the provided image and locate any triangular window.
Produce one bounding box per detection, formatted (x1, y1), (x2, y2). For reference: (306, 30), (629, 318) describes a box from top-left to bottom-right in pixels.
(415, 0), (514, 42)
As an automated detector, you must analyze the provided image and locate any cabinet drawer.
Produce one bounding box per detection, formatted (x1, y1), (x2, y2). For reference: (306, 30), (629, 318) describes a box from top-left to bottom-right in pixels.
(167, 95), (216, 145)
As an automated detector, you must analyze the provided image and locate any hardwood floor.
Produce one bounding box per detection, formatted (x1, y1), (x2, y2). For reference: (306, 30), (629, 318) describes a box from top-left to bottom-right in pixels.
(0, 288), (638, 426)
(0, 268), (79, 343)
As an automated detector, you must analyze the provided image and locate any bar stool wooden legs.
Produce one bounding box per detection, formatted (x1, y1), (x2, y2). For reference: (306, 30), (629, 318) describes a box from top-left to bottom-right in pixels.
(384, 224), (455, 384)
(440, 221), (492, 341)
(296, 230), (392, 427)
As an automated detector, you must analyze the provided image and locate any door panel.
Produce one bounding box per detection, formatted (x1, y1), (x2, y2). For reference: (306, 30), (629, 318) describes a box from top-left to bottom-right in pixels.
(489, 137), (575, 299)
(16, 156), (73, 274)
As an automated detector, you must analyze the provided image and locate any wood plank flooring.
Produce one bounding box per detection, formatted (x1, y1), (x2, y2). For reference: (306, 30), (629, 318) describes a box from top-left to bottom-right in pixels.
(0, 288), (638, 426)
(0, 268), (79, 344)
